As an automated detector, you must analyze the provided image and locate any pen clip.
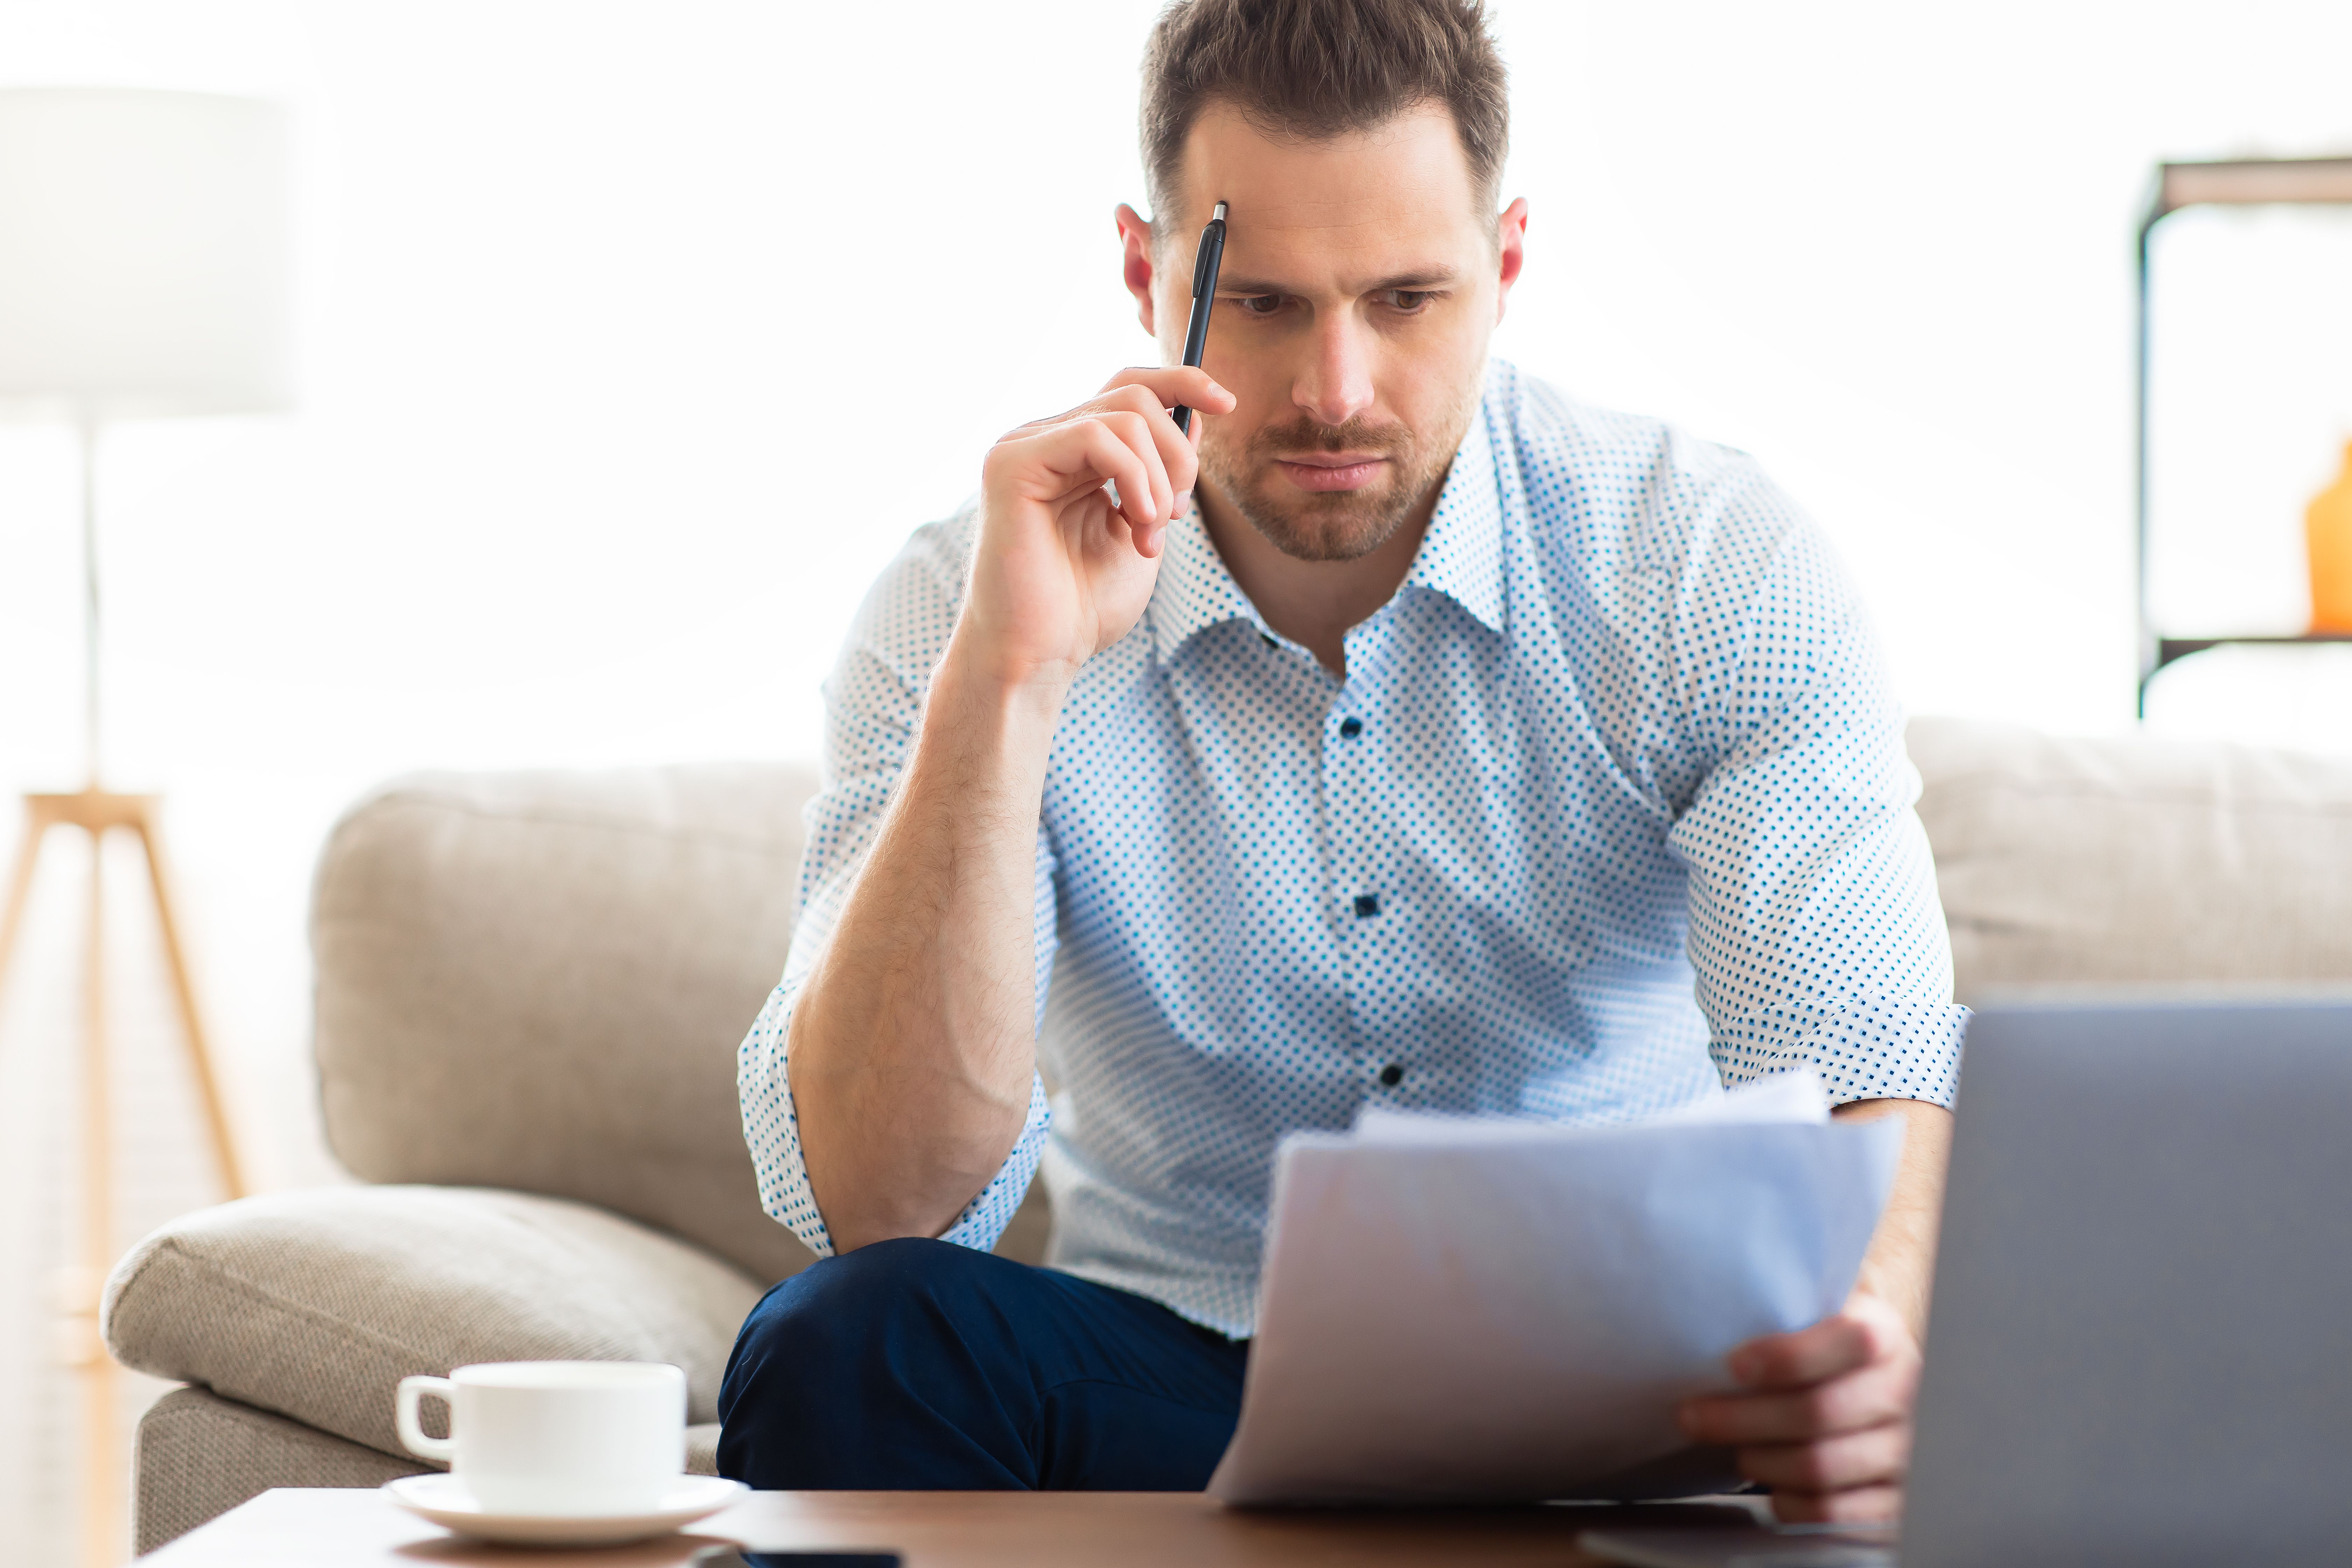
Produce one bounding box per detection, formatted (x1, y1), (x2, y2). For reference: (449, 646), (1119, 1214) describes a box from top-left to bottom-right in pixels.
(1191, 201), (1227, 299)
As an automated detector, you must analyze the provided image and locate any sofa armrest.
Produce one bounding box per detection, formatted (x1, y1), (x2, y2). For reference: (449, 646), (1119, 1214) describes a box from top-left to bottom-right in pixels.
(131, 1387), (727, 1556)
(103, 1185), (765, 1461)
(134, 1387), (430, 1554)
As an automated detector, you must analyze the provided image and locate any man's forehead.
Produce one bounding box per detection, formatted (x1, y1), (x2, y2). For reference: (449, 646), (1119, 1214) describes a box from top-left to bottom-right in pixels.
(1166, 100), (1486, 277)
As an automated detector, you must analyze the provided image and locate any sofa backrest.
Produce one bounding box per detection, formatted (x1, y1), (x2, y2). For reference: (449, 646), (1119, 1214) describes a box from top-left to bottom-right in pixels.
(312, 764), (820, 1285)
(310, 722), (2352, 1288)
(1910, 716), (2352, 1000)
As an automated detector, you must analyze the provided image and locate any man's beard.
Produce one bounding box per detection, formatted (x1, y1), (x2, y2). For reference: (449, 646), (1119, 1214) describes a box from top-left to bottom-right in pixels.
(1197, 389), (1478, 564)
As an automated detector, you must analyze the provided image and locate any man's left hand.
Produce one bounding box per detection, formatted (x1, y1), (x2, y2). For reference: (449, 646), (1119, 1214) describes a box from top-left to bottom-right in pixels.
(1676, 1290), (1920, 1523)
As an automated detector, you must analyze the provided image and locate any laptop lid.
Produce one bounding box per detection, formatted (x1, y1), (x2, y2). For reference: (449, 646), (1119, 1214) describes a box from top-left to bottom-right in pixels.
(1902, 1000), (2352, 1567)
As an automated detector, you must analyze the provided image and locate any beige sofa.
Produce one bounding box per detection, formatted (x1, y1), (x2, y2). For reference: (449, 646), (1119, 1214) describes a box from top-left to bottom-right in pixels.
(102, 718), (2352, 1553)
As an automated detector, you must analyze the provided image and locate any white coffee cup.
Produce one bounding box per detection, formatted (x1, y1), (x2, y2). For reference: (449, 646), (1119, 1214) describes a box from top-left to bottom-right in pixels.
(394, 1360), (686, 1516)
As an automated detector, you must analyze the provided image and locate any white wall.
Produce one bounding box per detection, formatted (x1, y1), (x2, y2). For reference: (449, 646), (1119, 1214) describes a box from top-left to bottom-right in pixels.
(2, 1), (2349, 1558)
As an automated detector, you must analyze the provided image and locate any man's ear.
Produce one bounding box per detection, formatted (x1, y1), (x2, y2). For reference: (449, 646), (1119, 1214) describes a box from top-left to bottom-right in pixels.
(1116, 203), (1159, 337)
(1493, 197), (1529, 323)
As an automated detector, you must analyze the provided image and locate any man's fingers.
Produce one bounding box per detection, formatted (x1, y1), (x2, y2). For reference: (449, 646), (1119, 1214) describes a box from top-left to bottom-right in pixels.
(1673, 1296), (1922, 1527)
(996, 370), (1228, 484)
(997, 403), (1185, 530)
(1770, 1483), (1904, 1527)
(1093, 409), (1173, 526)
(1732, 1419), (1910, 1493)
(1728, 1306), (1900, 1390)
(995, 370), (1226, 444)
(1097, 383), (1202, 505)
(1091, 387), (1192, 513)
(1728, 1315), (1870, 1388)
(992, 419), (1162, 539)
(974, 364), (1230, 579)
(1098, 364), (1236, 419)
(1680, 1353), (1916, 1444)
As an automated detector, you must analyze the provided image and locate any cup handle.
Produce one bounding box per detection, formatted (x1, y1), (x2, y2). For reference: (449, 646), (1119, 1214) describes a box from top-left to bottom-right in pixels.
(395, 1375), (458, 1463)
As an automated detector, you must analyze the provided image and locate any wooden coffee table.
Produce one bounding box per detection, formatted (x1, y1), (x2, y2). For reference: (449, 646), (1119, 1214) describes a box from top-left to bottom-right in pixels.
(141, 1487), (1770, 1566)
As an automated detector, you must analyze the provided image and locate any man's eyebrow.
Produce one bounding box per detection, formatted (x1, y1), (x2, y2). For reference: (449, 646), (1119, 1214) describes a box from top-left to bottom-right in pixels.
(1215, 269), (1464, 297)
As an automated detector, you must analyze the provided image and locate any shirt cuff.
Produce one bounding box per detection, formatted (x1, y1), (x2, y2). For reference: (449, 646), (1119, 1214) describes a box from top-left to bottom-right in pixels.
(1714, 995), (1969, 1109)
(737, 983), (1055, 1258)
(937, 1072), (1053, 1251)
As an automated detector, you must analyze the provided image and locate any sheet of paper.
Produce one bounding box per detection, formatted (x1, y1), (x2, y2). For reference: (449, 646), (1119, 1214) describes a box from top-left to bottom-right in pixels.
(1207, 1071), (1904, 1505)
(1351, 1066), (1833, 1146)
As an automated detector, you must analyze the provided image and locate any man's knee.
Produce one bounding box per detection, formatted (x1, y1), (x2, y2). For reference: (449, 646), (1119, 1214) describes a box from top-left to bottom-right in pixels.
(721, 1239), (997, 1413)
(716, 1238), (1028, 1488)
(794, 1234), (999, 1309)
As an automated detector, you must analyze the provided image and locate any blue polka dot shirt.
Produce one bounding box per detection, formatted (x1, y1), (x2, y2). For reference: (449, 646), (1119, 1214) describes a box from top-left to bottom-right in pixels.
(740, 361), (1965, 1336)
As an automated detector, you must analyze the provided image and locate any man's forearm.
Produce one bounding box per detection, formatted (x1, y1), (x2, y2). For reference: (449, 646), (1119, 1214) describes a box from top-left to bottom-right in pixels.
(788, 639), (1065, 1253)
(1830, 1097), (1953, 1342)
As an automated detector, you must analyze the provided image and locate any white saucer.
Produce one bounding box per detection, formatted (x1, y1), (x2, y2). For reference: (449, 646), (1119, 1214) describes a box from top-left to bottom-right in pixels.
(384, 1473), (748, 1546)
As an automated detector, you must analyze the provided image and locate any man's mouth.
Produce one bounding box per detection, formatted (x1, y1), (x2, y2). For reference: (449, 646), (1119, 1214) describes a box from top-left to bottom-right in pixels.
(1272, 453), (1390, 493)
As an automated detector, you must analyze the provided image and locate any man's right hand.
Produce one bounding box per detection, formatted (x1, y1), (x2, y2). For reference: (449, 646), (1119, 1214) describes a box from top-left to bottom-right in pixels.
(955, 367), (1234, 692)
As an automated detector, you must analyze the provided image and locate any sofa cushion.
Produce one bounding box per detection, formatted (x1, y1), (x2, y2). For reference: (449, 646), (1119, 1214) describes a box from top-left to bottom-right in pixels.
(102, 1185), (765, 1462)
(1909, 716), (2352, 999)
(311, 764), (820, 1286)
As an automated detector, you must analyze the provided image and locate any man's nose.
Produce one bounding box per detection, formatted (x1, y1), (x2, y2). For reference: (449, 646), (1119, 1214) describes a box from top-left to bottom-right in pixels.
(1293, 312), (1378, 429)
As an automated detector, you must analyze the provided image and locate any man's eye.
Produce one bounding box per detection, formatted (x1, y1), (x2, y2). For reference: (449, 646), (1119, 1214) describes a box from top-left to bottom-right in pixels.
(1235, 294), (1284, 316)
(1384, 289), (1436, 312)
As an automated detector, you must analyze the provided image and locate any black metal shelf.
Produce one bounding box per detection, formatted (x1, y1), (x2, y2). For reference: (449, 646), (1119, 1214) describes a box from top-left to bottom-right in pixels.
(2135, 154), (2352, 714)
(2151, 631), (2352, 680)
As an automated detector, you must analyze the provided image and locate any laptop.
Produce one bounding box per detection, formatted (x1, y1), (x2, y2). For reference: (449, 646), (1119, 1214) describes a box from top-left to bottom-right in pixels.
(1583, 998), (2352, 1568)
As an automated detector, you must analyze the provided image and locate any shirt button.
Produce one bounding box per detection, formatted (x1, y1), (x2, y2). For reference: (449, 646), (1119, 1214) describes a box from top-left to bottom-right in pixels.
(1338, 717), (1364, 738)
(1378, 1063), (1405, 1088)
(1353, 893), (1380, 919)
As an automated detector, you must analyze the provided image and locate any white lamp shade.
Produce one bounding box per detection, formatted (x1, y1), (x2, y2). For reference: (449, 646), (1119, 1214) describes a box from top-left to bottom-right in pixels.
(0, 87), (291, 420)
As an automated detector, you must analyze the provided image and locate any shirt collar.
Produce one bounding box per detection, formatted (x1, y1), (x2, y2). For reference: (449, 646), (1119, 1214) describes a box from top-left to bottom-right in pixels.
(1145, 375), (1508, 663)
(1147, 500), (1266, 665)
(1398, 395), (1506, 637)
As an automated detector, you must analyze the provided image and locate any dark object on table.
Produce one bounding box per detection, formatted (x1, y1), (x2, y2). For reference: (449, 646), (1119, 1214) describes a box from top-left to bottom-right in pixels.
(692, 1550), (901, 1567)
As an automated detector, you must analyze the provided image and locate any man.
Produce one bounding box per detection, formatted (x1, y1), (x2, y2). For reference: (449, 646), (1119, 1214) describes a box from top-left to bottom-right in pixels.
(720, 0), (1960, 1524)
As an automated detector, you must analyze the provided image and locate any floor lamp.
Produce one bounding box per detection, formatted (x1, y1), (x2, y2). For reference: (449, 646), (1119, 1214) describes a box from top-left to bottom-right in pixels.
(0, 88), (290, 1568)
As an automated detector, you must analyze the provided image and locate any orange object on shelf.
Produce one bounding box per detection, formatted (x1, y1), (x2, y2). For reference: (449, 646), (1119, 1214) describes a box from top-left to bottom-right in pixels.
(2312, 441), (2352, 632)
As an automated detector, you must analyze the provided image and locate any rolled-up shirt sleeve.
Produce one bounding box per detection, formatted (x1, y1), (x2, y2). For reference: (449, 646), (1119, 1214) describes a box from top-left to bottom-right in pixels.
(1667, 484), (1967, 1108)
(737, 507), (1057, 1259)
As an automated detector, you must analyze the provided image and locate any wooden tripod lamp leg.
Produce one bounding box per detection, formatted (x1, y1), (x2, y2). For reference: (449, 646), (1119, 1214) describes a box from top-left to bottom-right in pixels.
(4, 791), (246, 1566)
(0, 797), (57, 1009)
(0, 802), (118, 1565)
(79, 824), (120, 1568)
(131, 808), (246, 1199)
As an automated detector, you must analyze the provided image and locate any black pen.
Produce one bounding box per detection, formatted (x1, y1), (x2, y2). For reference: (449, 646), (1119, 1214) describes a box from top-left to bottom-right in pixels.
(1170, 200), (1227, 435)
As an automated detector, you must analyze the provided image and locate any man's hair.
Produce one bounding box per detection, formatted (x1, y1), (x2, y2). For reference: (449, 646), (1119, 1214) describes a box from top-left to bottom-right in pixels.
(1140, 0), (1509, 232)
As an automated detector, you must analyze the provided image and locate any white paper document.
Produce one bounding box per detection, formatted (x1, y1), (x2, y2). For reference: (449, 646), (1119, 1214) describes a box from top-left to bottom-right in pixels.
(1206, 1071), (1905, 1506)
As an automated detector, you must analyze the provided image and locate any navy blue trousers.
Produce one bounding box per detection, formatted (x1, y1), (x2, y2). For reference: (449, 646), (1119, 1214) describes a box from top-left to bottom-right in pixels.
(715, 1238), (1250, 1490)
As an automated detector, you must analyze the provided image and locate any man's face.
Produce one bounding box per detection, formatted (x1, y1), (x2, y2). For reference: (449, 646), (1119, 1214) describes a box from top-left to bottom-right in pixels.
(1127, 101), (1522, 562)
